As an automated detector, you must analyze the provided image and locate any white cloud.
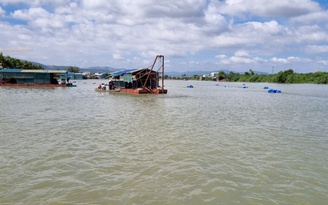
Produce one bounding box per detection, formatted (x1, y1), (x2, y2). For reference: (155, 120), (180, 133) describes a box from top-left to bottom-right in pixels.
(218, 0), (321, 18)
(0, 7), (5, 16)
(112, 53), (123, 60)
(216, 52), (264, 65)
(0, 0), (327, 73)
(318, 60), (328, 65)
(290, 11), (328, 24)
(235, 50), (249, 57)
(271, 57), (291, 64)
(295, 25), (328, 43)
(216, 54), (227, 59)
(11, 7), (68, 29)
(305, 45), (328, 53)
(230, 56), (255, 63)
(271, 56), (311, 64)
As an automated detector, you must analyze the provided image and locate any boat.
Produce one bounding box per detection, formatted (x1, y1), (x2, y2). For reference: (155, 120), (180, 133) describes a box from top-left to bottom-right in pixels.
(66, 80), (77, 87)
(95, 87), (121, 92)
(101, 55), (167, 94)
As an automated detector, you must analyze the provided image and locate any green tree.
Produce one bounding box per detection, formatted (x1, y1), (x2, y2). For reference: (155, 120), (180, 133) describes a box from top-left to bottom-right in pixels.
(0, 52), (4, 68)
(274, 69), (294, 83)
(218, 70), (226, 81)
(1, 55), (43, 69)
(67, 66), (80, 73)
(226, 71), (240, 81)
(193, 75), (199, 80)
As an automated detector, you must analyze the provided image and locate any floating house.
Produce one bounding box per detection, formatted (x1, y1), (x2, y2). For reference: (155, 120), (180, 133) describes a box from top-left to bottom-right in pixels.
(0, 69), (74, 87)
(107, 55), (167, 94)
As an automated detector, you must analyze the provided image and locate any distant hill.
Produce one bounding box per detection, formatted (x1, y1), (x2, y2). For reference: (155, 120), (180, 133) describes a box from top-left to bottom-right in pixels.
(31, 61), (268, 76)
(165, 70), (229, 77)
(79, 66), (121, 73)
(34, 62), (120, 73)
(165, 70), (268, 77)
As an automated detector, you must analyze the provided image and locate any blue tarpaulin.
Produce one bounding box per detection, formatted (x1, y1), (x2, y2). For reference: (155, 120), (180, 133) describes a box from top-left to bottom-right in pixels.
(112, 69), (135, 77)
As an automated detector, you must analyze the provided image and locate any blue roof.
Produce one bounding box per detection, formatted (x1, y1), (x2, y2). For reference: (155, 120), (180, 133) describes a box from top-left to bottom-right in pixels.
(0, 69), (22, 73)
(112, 69), (135, 76)
(0, 69), (67, 74)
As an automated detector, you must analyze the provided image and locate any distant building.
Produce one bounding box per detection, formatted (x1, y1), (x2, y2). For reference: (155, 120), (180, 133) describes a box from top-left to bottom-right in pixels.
(94, 72), (104, 79)
(82, 71), (91, 78)
(73, 73), (83, 80)
(210, 72), (218, 77)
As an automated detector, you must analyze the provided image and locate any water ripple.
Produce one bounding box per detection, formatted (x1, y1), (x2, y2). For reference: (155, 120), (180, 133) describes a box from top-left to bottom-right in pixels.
(1, 81), (328, 204)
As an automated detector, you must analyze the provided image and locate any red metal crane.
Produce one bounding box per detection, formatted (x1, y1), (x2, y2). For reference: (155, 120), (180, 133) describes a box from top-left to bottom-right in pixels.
(143, 55), (165, 93)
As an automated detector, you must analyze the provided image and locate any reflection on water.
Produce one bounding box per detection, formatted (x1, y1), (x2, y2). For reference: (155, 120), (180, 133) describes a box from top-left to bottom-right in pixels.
(1, 80), (328, 204)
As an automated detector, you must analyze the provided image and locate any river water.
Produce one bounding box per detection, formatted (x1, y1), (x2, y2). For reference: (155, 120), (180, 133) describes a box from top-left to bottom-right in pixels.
(1, 80), (328, 204)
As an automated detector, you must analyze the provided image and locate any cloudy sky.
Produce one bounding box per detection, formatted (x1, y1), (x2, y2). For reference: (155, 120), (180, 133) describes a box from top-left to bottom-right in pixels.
(1, 0), (328, 73)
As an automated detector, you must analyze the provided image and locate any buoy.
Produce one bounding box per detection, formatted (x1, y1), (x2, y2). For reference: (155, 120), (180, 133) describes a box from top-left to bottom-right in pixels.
(268, 89), (282, 93)
(263, 86), (269, 89)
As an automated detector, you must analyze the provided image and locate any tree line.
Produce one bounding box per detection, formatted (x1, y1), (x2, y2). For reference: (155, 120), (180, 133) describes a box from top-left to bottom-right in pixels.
(0, 53), (82, 73)
(219, 69), (328, 84)
(165, 69), (328, 84)
(0, 53), (44, 70)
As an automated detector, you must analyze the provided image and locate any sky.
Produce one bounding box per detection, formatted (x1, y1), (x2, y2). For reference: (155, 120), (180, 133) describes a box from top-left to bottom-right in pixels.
(1, 0), (328, 73)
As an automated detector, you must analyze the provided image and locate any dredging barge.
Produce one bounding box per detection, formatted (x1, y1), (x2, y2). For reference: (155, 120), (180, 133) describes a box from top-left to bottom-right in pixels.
(96, 55), (167, 94)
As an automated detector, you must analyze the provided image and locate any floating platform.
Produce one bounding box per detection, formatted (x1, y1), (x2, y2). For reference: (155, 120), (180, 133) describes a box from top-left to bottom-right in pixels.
(0, 83), (68, 87)
(101, 55), (168, 95)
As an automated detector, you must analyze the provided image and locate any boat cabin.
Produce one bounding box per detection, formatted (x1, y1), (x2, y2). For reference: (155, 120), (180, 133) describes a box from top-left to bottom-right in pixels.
(95, 55), (167, 94)
(110, 67), (167, 94)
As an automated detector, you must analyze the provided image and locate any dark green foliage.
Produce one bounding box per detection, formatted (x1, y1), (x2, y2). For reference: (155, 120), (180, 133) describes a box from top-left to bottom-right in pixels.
(0, 53), (43, 70)
(226, 71), (241, 81)
(67, 66), (80, 73)
(221, 69), (328, 84)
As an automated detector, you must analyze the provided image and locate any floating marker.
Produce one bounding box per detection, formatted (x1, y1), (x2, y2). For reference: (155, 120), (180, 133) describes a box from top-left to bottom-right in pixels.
(268, 89), (282, 93)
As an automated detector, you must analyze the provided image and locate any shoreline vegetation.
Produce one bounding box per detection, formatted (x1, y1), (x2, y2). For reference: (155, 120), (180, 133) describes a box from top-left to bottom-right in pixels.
(0, 53), (43, 70)
(167, 69), (328, 84)
(1, 53), (327, 84)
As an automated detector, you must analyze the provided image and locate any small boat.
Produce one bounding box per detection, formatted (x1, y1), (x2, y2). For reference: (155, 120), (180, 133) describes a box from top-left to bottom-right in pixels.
(66, 83), (77, 87)
(95, 87), (120, 92)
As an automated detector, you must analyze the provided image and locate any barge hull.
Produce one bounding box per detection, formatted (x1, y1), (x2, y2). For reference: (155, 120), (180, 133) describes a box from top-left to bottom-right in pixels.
(120, 88), (167, 94)
(0, 83), (67, 87)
